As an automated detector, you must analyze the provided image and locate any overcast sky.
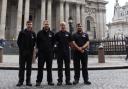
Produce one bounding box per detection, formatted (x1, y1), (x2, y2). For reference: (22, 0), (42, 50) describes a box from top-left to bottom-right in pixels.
(105, 0), (127, 23)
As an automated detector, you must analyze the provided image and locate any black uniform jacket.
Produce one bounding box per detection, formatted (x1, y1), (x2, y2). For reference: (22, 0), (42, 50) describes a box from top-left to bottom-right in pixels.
(36, 29), (54, 54)
(55, 31), (72, 55)
(17, 29), (36, 52)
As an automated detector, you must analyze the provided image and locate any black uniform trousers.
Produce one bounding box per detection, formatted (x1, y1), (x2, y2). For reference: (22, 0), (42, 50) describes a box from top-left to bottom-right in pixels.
(57, 52), (70, 83)
(36, 52), (53, 83)
(18, 50), (33, 83)
(73, 51), (88, 82)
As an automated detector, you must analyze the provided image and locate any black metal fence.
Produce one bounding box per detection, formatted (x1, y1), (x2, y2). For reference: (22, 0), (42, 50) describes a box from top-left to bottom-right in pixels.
(1, 38), (127, 55)
(89, 37), (126, 55)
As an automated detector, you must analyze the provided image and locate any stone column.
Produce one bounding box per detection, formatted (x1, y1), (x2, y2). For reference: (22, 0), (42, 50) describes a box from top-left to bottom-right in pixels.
(24, 0), (30, 29)
(0, 0), (7, 39)
(47, 0), (52, 28)
(103, 10), (107, 39)
(16, 0), (23, 39)
(96, 10), (101, 39)
(76, 4), (81, 23)
(41, 0), (46, 28)
(60, 1), (64, 22)
(99, 11), (104, 39)
(65, 2), (70, 31)
(96, 8), (106, 40)
(98, 9), (105, 39)
(81, 4), (85, 32)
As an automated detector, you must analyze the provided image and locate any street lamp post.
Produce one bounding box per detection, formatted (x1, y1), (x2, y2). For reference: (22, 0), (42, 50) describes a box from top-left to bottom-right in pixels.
(93, 27), (96, 39)
(68, 16), (73, 35)
(93, 22), (96, 39)
(68, 16), (73, 59)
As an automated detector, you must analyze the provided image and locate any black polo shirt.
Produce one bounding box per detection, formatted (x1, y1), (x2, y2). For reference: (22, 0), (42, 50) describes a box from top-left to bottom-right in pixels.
(72, 32), (89, 47)
(55, 31), (72, 54)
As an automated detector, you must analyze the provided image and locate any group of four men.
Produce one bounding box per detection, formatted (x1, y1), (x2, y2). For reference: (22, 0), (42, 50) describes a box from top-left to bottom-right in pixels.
(16, 20), (91, 87)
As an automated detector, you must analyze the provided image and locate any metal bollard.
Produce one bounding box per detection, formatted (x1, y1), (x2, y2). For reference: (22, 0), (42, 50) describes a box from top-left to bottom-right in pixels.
(0, 46), (3, 63)
(98, 44), (105, 63)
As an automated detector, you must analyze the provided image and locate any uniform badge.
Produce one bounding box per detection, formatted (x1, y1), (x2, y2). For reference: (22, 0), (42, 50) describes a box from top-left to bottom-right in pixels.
(82, 34), (86, 37)
(65, 34), (69, 37)
(32, 34), (34, 39)
(49, 34), (52, 37)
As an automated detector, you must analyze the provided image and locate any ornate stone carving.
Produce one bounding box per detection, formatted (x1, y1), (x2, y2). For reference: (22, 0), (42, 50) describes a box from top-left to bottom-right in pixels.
(85, 7), (96, 15)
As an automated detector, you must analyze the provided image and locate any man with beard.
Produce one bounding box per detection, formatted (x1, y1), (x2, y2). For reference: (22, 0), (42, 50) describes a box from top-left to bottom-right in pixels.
(36, 20), (54, 86)
(72, 23), (91, 85)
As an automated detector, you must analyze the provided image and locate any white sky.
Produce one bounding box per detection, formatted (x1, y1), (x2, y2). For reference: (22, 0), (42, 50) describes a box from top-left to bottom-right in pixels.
(105, 0), (127, 23)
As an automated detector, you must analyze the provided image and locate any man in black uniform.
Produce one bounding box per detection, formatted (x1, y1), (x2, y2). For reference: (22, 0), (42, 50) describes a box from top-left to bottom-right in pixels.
(36, 20), (54, 86)
(16, 21), (36, 87)
(55, 22), (72, 86)
(72, 23), (91, 85)
(125, 36), (128, 60)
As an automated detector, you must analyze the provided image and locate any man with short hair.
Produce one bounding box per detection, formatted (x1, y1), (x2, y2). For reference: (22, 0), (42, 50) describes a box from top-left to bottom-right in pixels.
(72, 23), (91, 85)
(16, 21), (36, 87)
(55, 22), (72, 86)
(36, 20), (54, 86)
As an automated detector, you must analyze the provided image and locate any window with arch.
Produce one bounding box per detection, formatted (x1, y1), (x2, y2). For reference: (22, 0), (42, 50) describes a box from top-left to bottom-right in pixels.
(86, 16), (94, 31)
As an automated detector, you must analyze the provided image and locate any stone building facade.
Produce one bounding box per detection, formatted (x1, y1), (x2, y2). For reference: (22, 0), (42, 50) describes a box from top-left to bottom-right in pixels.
(107, 0), (128, 39)
(0, 0), (107, 40)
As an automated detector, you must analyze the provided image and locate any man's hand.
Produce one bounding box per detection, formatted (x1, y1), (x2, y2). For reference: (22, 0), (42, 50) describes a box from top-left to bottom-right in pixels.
(71, 41), (84, 53)
(82, 41), (89, 50)
(78, 47), (84, 53)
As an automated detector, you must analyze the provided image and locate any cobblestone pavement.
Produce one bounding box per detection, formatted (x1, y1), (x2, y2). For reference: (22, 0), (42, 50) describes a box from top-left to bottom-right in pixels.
(0, 69), (128, 89)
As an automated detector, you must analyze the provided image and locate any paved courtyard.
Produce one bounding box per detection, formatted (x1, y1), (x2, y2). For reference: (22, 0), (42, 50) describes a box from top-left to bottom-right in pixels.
(0, 55), (128, 69)
(0, 69), (128, 89)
